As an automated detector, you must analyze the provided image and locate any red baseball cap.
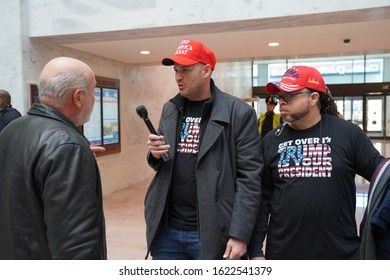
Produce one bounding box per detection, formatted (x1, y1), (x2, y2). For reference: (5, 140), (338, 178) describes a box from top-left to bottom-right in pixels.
(266, 66), (327, 94)
(162, 38), (216, 70)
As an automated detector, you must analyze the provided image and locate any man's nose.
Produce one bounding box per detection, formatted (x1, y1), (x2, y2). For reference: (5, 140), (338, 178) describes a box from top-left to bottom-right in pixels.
(175, 72), (183, 81)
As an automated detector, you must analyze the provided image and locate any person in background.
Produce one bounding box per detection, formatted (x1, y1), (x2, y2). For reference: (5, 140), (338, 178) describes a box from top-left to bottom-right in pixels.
(249, 65), (384, 260)
(143, 38), (262, 260)
(0, 89), (22, 133)
(0, 57), (107, 260)
(258, 96), (281, 138)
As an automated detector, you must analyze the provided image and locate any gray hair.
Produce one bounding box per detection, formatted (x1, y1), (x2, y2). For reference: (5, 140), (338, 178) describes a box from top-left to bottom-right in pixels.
(38, 69), (89, 102)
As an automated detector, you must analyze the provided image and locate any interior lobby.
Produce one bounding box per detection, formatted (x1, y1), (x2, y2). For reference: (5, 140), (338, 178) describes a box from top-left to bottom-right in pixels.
(1, 1), (389, 260)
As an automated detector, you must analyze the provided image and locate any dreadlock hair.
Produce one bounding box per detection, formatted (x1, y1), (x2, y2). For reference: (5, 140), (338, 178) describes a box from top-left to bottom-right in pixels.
(306, 88), (333, 113)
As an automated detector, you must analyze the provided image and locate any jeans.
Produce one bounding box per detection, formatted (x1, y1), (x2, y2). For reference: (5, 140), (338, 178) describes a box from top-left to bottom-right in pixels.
(151, 226), (202, 260)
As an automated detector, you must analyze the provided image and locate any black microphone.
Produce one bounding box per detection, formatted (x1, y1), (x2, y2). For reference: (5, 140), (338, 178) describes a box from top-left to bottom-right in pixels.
(136, 105), (170, 161)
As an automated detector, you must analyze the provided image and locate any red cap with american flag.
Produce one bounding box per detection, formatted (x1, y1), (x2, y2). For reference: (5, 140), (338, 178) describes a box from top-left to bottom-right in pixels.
(266, 66), (327, 95)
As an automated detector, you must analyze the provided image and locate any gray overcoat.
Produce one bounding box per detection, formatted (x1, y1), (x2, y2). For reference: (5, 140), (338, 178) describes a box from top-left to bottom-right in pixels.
(144, 79), (263, 259)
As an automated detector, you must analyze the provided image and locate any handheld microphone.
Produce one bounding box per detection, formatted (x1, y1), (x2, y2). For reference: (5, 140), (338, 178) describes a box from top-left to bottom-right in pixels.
(136, 105), (170, 161)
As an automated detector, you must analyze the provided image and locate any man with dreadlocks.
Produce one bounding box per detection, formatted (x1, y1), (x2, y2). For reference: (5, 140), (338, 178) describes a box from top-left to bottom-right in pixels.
(249, 66), (384, 260)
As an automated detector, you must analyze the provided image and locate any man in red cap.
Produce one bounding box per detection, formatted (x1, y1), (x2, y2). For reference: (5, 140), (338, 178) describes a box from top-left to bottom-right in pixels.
(144, 38), (262, 260)
(249, 65), (384, 259)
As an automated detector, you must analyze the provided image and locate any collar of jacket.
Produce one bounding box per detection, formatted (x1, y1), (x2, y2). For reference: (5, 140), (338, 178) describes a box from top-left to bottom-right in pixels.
(169, 78), (217, 119)
(27, 103), (82, 133)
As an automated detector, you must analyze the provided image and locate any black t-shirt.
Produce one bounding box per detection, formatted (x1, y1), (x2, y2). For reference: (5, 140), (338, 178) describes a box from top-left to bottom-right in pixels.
(168, 100), (205, 230)
(257, 114), (383, 259)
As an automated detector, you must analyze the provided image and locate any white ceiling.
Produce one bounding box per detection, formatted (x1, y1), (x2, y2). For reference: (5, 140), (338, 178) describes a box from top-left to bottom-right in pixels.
(38, 7), (390, 65)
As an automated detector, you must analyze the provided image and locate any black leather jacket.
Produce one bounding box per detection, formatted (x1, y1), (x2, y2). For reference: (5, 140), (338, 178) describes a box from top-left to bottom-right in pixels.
(0, 103), (107, 259)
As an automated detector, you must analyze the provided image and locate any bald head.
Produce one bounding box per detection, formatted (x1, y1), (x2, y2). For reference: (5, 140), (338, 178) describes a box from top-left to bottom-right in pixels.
(38, 57), (97, 126)
(40, 57), (93, 83)
(38, 57), (95, 103)
(0, 89), (11, 105)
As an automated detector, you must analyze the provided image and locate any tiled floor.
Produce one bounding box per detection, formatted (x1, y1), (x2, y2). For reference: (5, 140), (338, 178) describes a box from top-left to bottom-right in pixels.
(103, 139), (390, 260)
(104, 179), (149, 260)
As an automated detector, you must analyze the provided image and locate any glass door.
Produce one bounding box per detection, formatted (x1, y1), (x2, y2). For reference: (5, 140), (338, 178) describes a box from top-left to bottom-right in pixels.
(343, 96), (363, 129)
(365, 94), (384, 137)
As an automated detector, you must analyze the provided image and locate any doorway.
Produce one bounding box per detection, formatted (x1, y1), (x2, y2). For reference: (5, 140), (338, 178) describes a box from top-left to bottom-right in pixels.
(365, 94), (385, 137)
(334, 96), (363, 129)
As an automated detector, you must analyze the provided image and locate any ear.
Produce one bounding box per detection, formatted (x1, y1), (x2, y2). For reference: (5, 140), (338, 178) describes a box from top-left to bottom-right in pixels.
(203, 64), (213, 78)
(72, 89), (84, 108)
(310, 92), (320, 105)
